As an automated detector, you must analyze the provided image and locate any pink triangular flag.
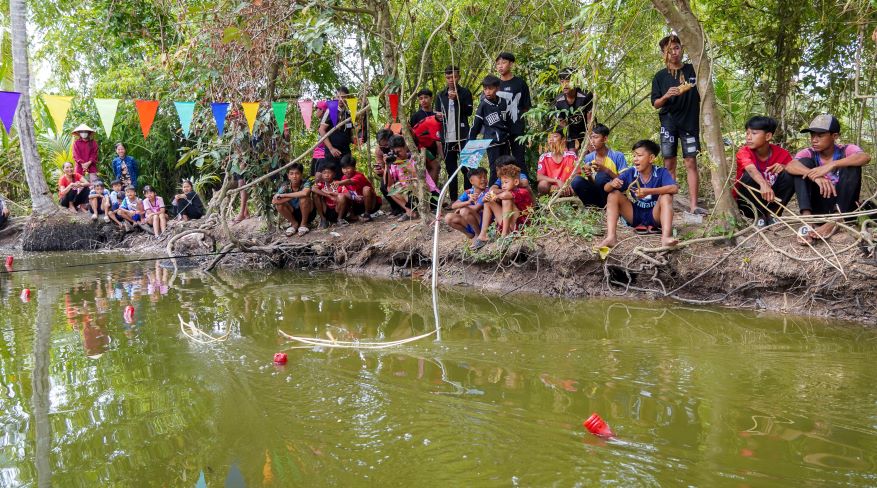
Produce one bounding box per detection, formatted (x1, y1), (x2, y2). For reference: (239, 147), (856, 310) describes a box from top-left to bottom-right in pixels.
(297, 99), (314, 131)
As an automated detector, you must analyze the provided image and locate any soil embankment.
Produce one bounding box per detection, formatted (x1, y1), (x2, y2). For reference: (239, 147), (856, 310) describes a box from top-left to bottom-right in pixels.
(2, 211), (876, 325)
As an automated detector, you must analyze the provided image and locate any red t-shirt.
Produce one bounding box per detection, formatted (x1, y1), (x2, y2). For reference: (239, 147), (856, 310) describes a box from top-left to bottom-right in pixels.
(511, 186), (533, 227)
(537, 151), (578, 182)
(316, 180), (340, 208)
(734, 144), (792, 197)
(339, 172), (373, 197)
(58, 173), (85, 197)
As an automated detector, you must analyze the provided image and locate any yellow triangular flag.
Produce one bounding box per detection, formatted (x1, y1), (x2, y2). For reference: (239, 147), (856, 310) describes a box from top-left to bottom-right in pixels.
(346, 97), (357, 124)
(42, 95), (74, 135)
(242, 102), (260, 134)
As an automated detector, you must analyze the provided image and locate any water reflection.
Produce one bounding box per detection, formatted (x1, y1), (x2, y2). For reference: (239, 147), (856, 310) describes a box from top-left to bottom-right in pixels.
(0, 254), (876, 486)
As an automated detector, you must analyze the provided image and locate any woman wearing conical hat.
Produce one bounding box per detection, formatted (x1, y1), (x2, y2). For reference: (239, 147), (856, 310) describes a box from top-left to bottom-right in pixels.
(72, 124), (99, 183)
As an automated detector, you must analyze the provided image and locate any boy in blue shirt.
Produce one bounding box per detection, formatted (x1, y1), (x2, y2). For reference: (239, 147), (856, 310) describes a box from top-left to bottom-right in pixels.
(598, 140), (679, 248)
(571, 123), (628, 207)
(445, 167), (488, 239)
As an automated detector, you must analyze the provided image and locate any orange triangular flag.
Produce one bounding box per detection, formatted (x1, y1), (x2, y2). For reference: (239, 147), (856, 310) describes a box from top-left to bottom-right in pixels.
(242, 102), (260, 134)
(135, 100), (159, 138)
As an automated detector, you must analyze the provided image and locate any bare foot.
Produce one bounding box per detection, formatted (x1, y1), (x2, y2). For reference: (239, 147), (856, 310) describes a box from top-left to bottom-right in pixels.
(810, 222), (837, 240)
(661, 237), (679, 247)
(597, 236), (617, 248)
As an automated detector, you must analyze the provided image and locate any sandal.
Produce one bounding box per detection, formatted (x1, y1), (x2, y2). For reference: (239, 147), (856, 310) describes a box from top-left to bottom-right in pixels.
(692, 207), (709, 216)
(297, 226), (310, 236)
(471, 238), (488, 251)
(647, 226), (661, 235)
(634, 225), (649, 235)
(285, 226), (296, 236)
(796, 225), (814, 246)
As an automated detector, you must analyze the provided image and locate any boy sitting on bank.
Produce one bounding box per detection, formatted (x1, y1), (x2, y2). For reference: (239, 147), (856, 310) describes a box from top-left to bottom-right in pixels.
(445, 167), (489, 239)
(106, 180), (125, 228)
(571, 123), (628, 207)
(598, 140), (678, 248)
(116, 185), (147, 232)
(272, 163), (314, 236)
(473, 164), (534, 249)
(312, 163), (352, 228)
(337, 155), (381, 222)
(733, 116), (795, 227)
(87, 180), (111, 223)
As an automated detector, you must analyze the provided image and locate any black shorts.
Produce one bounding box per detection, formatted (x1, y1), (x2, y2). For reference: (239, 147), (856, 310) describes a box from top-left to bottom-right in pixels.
(290, 205), (315, 223)
(323, 207), (339, 222)
(659, 125), (700, 159)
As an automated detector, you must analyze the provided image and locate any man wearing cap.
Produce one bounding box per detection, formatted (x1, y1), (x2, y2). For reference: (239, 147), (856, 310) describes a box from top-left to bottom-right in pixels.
(72, 124), (99, 183)
(786, 114), (871, 242)
(495, 52), (532, 178)
(555, 68), (594, 150)
(435, 65), (474, 200)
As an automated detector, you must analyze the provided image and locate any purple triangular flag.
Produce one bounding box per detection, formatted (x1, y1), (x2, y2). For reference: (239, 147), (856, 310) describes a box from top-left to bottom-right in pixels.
(0, 91), (22, 134)
(328, 100), (339, 126)
(211, 102), (230, 136)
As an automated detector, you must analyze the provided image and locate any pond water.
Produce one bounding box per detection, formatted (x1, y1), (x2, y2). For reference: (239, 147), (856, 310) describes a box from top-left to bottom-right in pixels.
(1, 253), (876, 487)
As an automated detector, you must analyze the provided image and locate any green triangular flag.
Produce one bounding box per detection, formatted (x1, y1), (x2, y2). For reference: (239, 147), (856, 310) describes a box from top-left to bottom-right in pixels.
(272, 102), (288, 133)
(93, 98), (120, 138)
(174, 101), (196, 138)
(367, 96), (380, 124)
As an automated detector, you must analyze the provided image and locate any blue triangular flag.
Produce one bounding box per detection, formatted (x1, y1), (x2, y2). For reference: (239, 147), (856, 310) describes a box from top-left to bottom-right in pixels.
(327, 100), (339, 126)
(174, 101), (196, 138)
(195, 470), (207, 488)
(211, 102), (230, 136)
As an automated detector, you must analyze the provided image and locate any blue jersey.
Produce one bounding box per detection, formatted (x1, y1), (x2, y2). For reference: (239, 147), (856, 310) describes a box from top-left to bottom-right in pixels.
(458, 187), (487, 206)
(584, 148), (628, 174)
(618, 166), (675, 209)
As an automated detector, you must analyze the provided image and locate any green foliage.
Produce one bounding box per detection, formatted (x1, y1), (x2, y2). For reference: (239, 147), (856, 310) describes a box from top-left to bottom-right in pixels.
(522, 198), (604, 241)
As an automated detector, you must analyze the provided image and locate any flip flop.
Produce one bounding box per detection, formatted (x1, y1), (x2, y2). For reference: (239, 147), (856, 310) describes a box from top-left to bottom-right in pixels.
(297, 226), (310, 236)
(692, 207), (709, 216)
(634, 225), (649, 235)
(647, 226), (661, 235)
(471, 238), (488, 251)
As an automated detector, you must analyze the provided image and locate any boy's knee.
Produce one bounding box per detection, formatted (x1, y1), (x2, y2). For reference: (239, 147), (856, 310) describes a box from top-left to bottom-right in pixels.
(658, 193), (673, 205)
(684, 157), (698, 169)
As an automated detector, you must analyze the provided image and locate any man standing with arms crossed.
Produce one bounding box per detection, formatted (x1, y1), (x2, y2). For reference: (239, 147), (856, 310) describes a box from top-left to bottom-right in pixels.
(496, 52), (532, 179)
(435, 65), (474, 201)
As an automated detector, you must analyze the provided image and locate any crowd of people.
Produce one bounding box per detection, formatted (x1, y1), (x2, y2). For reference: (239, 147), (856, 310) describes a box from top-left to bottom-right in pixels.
(36, 35), (871, 250)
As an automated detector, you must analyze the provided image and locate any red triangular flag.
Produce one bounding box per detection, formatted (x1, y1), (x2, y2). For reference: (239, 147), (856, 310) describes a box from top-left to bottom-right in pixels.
(388, 94), (399, 122)
(135, 100), (160, 138)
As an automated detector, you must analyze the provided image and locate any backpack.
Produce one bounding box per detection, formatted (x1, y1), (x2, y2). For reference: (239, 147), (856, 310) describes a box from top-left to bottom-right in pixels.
(412, 115), (442, 149)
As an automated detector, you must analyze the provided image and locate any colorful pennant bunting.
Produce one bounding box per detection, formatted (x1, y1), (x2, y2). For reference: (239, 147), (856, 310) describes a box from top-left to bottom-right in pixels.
(327, 100), (339, 126)
(0, 91), (21, 134)
(242, 102), (259, 134)
(367, 96), (380, 124)
(195, 470), (206, 488)
(272, 101), (288, 133)
(346, 97), (357, 124)
(42, 94), (74, 135)
(297, 99), (313, 131)
(93, 98), (120, 138)
(174, 102), (196, 138)
(211, 102), (230, 136)
(388, 93), (399, 122)
(134, 100), (159, 138)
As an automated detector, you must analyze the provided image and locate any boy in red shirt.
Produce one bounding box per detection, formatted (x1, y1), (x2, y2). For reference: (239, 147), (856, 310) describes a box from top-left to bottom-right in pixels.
(337, 155), (381, 222)
(473, 164), (533, 249)
(312, 163), (351, 228)
(536, 128), (578, 196)
(734, 116), (795, 228)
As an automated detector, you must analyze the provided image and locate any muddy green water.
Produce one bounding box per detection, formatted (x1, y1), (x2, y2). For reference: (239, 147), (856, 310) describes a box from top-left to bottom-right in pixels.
(1, 254), (876, 487)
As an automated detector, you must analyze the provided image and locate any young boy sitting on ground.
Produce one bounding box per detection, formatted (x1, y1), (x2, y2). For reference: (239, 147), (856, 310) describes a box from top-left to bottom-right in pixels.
(387, 135), (439, 222)
(337, 155), (381, 222)
(106, 179), (125, 228)
(445, 167), (489, 240)
(473, 164), (534, 249)
(116, 186), (146, 232)
(536, 128), (578, 196)
(312, 163), (351, 228)
(88, 180), (111, 223)
(272, 163), (314, 236)
(598, 140), (679, 248)
(571, 123), (628, 207)
(733, 116), (795, 228)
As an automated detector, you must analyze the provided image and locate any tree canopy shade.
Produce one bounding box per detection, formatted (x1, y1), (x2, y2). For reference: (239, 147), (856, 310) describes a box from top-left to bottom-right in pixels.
(0, 0), (874, 214)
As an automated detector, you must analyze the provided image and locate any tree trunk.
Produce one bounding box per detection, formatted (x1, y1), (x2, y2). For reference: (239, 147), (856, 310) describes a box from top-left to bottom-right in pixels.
(651, 0), (737, 220)
(10, 0), (56, 215)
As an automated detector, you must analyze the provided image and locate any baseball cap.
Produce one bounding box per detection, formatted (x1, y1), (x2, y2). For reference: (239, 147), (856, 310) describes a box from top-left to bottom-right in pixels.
(800, 114), (841, 134)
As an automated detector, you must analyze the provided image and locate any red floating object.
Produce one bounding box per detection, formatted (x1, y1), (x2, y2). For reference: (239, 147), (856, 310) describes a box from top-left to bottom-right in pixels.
(20, 288), (30, 302)
(273, 352), (288, 365)
(5, 256), (12, 268)
(123, 306), (135, 323)
(583, 413), (614, 438)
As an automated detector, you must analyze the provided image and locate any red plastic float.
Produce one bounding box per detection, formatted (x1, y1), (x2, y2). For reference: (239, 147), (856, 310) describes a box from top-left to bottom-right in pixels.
(273, 352), (288, 365)
(5, 256), (12, 268)
(20, 288), (30, 302)
(583, 413), (615, 438)
(123, 306), (135, 323)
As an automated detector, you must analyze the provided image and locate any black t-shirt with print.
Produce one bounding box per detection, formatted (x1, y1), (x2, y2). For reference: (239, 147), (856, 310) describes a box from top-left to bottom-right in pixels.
(498, 76), (531, 136)
(650, 63), (700, 133)
(554, 88), (594, 141)
(320, 109), (353, 153)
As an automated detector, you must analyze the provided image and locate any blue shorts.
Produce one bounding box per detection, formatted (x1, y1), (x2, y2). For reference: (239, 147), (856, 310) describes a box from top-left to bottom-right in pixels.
(629, 205), (657, 228)
(111, 202), (120, 211)
(287, 198), (300, 210)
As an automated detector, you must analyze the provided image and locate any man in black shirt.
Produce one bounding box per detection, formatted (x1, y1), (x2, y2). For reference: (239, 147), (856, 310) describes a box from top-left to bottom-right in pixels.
(495, 52), (531, 178)
(651, 34), (704, 215)
(318, 86), (354, 171)
(555, 68), (593, 150)
(469, 75), (511, 183)
(435, 65), (474, 200)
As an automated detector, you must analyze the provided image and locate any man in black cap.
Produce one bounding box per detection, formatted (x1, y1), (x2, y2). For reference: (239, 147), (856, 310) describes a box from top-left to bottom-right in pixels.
(495, 52), (531, 178)
(555, 68), (593, 150)
(786, 114), (871, 242)
(435, 66), (474, 200)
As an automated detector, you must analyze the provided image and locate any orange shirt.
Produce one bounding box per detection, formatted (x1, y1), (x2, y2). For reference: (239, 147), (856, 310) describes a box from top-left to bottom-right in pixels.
(537, 151), (578, 182)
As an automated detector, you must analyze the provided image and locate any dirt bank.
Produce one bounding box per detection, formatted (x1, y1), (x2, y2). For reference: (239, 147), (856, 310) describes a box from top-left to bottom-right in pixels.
(2, 210), (876, 325)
